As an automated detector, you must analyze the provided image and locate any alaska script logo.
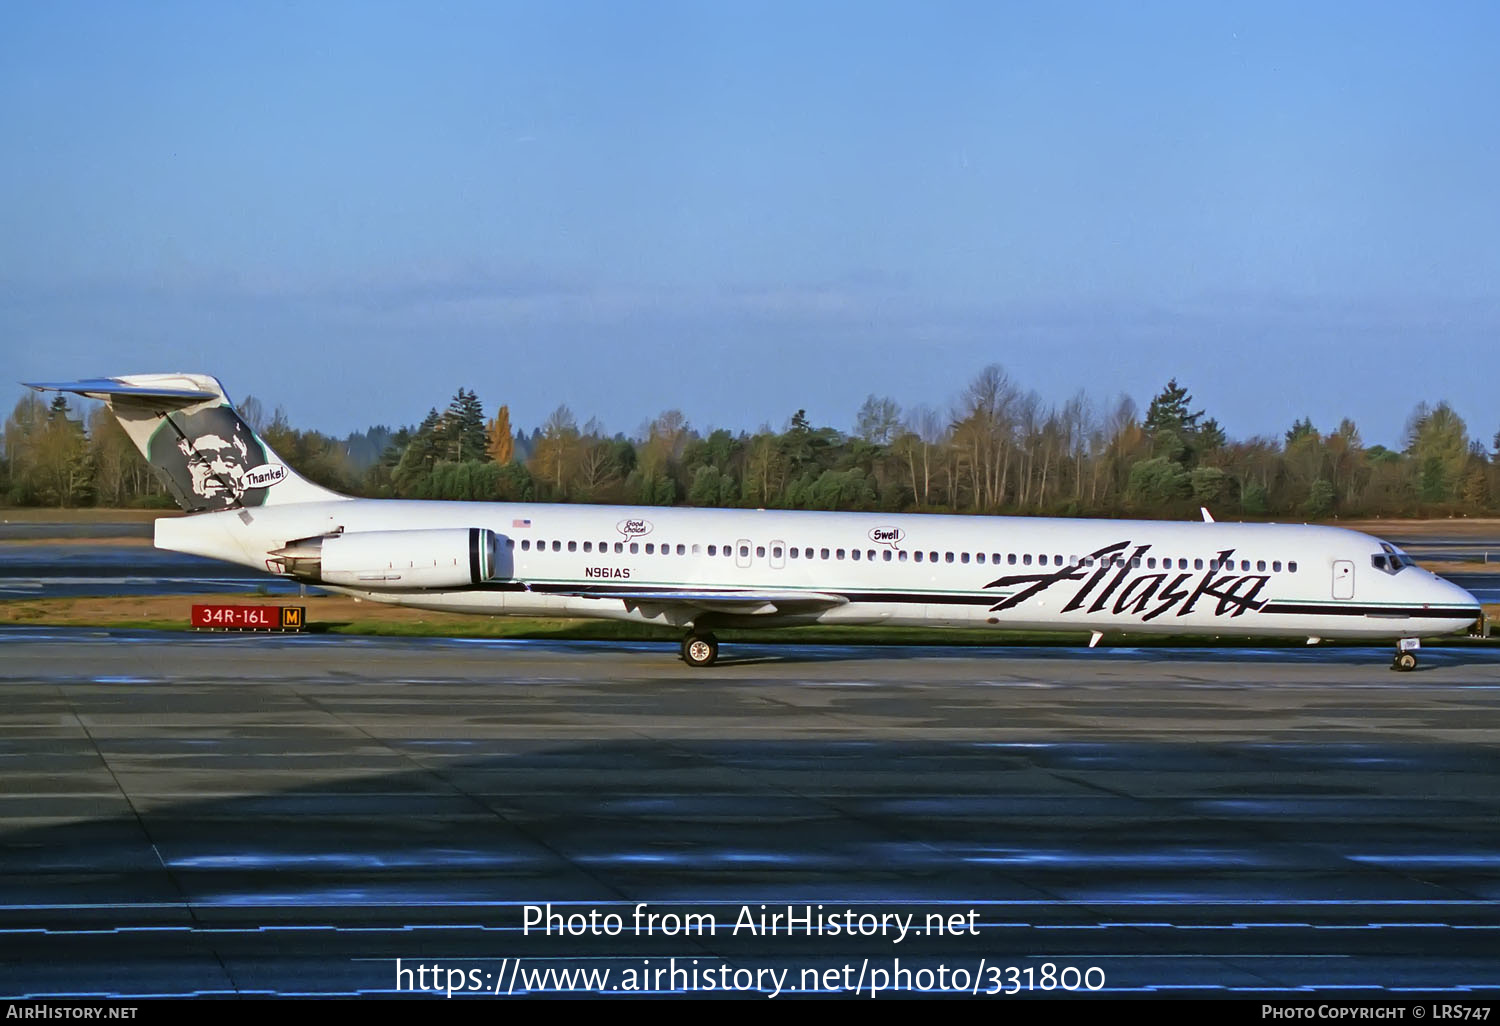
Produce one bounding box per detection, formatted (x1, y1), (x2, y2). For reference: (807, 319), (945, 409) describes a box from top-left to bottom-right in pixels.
(985, 540), (1270, 621)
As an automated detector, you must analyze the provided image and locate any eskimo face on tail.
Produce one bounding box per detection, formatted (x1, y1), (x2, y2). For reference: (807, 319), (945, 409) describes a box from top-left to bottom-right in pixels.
(147, 406), (277, 510)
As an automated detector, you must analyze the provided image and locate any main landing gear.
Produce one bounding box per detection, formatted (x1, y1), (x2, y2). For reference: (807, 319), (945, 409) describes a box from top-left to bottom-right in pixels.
(681, 632), (719, 668)
(1391, 639), (1419, 672)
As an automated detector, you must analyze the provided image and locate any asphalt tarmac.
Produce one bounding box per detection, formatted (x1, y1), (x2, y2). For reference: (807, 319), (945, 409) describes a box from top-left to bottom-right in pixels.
(0, 545), (302, 599)
(1, 628), (1499, 998)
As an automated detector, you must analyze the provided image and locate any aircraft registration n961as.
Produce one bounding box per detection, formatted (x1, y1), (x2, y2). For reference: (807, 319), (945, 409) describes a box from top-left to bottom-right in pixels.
(27, 374), (1483, 670)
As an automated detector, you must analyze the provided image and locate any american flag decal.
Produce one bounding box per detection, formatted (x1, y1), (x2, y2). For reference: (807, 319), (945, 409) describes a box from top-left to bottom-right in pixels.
(512, 518), (531, 528)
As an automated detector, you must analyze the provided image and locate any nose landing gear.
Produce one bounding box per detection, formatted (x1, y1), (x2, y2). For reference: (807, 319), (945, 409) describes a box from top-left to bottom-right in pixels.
(1391, 638), (1419, 672)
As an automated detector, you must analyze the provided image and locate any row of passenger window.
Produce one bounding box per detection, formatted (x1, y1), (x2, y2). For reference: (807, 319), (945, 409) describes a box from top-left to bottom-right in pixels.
(512, 537), (1296, 573)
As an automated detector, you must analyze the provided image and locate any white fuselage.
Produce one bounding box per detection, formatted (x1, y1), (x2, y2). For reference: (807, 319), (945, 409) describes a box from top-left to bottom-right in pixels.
(156, 499), (1481, 642)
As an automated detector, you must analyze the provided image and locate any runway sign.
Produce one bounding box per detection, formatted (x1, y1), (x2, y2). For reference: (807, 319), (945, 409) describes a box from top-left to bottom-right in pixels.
(191, 604), (306, 632)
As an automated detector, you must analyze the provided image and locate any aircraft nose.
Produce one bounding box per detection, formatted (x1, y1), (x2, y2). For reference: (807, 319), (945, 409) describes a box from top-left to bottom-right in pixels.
(1433, 574), (1483, 620)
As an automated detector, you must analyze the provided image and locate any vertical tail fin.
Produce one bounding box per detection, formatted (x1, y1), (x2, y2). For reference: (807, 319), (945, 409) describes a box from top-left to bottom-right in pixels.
(24, 374), (347, 512)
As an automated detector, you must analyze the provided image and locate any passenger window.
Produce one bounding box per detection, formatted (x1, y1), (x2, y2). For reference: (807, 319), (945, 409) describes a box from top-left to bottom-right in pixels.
(772, 546), (783, 558)
(787, 548), (797, 560)
(756, 546), (766, 558)
(692, 544), (701, 555)
(818, 548), (828, 559)
(1273, 561), (1282, 572)
(615, 542), (624, 553)
(886, 550), (895, 562)
(1240, 560), (1250, 571)
(707, 545), (717, 556)
(836, 549), (846, 560)
(961, 553), (970, 564)
(1131, 557), (1141, 568)
(569, 541), (578, 552)
(1289, 561), (1298, 573)
(1177, 558), (1187, 570)
(1146, 557), (1155, 569)
(583, 541), (592, 553)
(629, 543), (639, 554)
(645, 543), (655, 554)
(552, 541), (562, 552)
(1194, 558), (1203, 570)
(852, 549), (861, 561)
(914, 551), (924, 563)
(739, 545), (749, 558)
(977, 553), (986, 564)
(804, 548), (814, 559)
(1008, 554), (1017, 565)
(1023, 554), (1032, 565)
(929, 551), (938, 563)
(1257, 560), (1266, 571)
(521, 539), (531, 551)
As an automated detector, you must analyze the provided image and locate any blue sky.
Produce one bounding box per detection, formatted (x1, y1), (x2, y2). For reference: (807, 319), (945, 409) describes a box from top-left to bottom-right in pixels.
(2, 1), (1497, 447)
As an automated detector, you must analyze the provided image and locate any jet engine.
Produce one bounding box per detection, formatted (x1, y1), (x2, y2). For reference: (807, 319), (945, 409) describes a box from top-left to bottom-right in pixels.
(271, 528), (500, 589)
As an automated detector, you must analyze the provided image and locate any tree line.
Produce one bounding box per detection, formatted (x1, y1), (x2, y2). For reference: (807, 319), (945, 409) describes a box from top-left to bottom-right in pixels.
(3, 366), (1496, 520)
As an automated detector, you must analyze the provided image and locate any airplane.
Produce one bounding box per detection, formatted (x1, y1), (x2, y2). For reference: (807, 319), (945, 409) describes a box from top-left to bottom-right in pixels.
(24, 373), (1485, 670)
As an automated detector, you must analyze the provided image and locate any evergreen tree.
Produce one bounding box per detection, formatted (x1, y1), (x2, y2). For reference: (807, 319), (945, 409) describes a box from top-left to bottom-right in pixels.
(1143, 379), (1203, 438)
(1142, 379), (1212, 470)
(393, 409), (445, 494)
(1285, 417), (1317, 446)
(444, 388), (489, 463)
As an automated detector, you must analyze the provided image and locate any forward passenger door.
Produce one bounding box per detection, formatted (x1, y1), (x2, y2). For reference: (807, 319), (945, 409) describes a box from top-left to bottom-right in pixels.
(1332, 560), (1355, 600)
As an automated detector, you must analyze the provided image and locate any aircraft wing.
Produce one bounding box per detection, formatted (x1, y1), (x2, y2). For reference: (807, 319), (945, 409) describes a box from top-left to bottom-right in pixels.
(548, 588), (848, 617)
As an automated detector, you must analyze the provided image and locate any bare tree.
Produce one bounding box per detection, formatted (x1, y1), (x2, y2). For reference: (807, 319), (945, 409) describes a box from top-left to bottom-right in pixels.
(529, 405), (580, 496)
(854, 395), (902, 446)
(950, 365), (1019, 511)
(574, 417), (618, 499)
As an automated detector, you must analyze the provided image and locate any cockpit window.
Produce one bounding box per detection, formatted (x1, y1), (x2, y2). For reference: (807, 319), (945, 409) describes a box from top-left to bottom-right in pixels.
(1372, 542), (1414, 575)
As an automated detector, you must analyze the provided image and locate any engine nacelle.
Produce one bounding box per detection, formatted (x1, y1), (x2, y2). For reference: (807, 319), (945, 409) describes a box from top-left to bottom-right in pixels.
(281, 528), (500, 589)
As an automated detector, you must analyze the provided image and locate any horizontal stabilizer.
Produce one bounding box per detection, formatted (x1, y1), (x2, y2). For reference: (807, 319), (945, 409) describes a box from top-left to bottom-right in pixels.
(25, 377), (221, 406)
